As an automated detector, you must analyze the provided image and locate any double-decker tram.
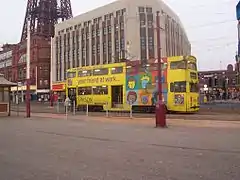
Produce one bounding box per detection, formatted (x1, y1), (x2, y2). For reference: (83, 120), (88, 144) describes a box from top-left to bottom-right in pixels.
(66, 63), (128, 111)
(125, 55), (199, 113)
(66, 55), (199, 113)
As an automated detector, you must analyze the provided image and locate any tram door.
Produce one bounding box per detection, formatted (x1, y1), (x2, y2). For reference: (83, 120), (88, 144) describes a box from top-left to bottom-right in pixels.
(111, 85), (123, 108)
(68, 88), (77, 103)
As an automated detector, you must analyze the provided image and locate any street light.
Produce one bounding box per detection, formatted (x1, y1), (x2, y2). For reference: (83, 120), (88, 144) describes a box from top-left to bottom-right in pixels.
(155, 11), (166, 128)
(26, 18), (31, 118)
(139, 12), (167, 127)
(50, 37), (54, 107)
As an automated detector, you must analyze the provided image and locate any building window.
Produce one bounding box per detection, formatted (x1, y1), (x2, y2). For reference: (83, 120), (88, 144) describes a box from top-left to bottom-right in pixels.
(82, 46), (86, 66)
(140, 37), (146, 47)
(115, 39), (119, 51)
(107, 26), (111, 33)
(146, 7), (152, 13)
(120, 38), (125, 50)
(97, 29), (100, 36)
(138, 7), (145, 13)
(44, 80), (49, 86)
(103, 42), (107, 54)
(103, 27), (107, 35)
(114, 24), (119, 33)
(92, 45), (96, 55)
(148, 16), (155, 60)
(139, 11), (147, 63)
(92, 30), (96, 38)
(97, 44), (100, 54)
(148, 37), (153, 47)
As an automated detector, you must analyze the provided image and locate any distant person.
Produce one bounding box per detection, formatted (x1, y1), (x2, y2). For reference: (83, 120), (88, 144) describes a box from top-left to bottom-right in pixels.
(64, 97), (71, 112)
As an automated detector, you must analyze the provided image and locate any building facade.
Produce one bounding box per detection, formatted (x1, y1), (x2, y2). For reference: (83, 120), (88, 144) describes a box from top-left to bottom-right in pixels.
(199, 64), (239, 89)
(0, 44), (16, 82)
(51, 0), (191, 84)
(10, 37), (51, 101)
(198, 64), (240, 100)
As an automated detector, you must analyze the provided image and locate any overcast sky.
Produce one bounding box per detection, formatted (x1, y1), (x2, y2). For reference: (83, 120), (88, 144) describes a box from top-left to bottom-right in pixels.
(0, 0), (238, 71)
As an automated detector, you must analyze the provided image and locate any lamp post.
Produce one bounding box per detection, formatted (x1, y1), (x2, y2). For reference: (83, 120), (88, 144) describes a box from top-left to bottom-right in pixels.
(236, 2), (240, 87)
(50, 37), (54, 107)
(26, 18), (31, 118)
(155, 11), (166, 128)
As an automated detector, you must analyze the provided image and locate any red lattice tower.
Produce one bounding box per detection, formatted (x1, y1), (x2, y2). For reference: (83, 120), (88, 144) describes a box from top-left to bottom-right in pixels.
(20, 0), (73, 42)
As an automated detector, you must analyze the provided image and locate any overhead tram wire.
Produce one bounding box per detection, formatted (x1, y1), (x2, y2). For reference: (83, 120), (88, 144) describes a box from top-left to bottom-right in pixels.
(191, 36), (237, 43)
(187, 19), (235, 29)
(166, 0), (236, 9)
(192, 42), (237, 52)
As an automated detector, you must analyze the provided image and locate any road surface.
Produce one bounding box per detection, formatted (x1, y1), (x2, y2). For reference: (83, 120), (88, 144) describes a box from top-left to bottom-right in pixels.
(0, 116), (240, 179)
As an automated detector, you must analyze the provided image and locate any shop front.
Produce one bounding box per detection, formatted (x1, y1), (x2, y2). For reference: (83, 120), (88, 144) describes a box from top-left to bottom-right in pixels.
(52, 82), (66, 102)
(11, 84), (37, 103)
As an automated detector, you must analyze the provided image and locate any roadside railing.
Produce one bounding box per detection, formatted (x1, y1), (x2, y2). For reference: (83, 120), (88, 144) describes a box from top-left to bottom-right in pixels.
(10, 99), (240, 117)
(11, 101), (134, 119)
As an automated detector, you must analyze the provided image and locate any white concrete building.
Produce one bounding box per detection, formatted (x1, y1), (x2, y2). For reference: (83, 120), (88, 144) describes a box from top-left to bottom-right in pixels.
(51, 0), (191, 83)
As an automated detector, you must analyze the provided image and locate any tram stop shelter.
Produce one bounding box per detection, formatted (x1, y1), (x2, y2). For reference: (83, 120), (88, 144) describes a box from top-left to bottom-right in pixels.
(0, 74), (16, 116)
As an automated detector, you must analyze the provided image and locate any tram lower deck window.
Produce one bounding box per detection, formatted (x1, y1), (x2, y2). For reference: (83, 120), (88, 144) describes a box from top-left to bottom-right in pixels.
(78, 87), (92, 95)
(93, 86), (108, 95)
(170, 81), (186, 92)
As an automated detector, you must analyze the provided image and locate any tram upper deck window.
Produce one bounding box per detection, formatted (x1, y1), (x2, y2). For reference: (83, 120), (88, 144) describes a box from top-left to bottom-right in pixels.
(93, 68), (109, 76)
(67, 71), (76, 78)
(111, 67), (123, 74)
(170, 61), (186, 70)
(187, 62), (197, 70)
(78, 70), (92, 77)
(126, 66), (136, 74)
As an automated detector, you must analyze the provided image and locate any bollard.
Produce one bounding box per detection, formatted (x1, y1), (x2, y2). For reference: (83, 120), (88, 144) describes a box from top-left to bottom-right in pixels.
(73, 101), (76, 115)
(57, 101), (60, 113)
(65, 104), (68, 119)
(106, 102), (109, 117)
(86, 104), (89, 116)
(16, 95), (19, 117)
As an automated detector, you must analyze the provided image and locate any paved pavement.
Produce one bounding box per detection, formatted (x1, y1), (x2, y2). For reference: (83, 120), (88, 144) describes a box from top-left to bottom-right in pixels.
(0, 116), (240, 179)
